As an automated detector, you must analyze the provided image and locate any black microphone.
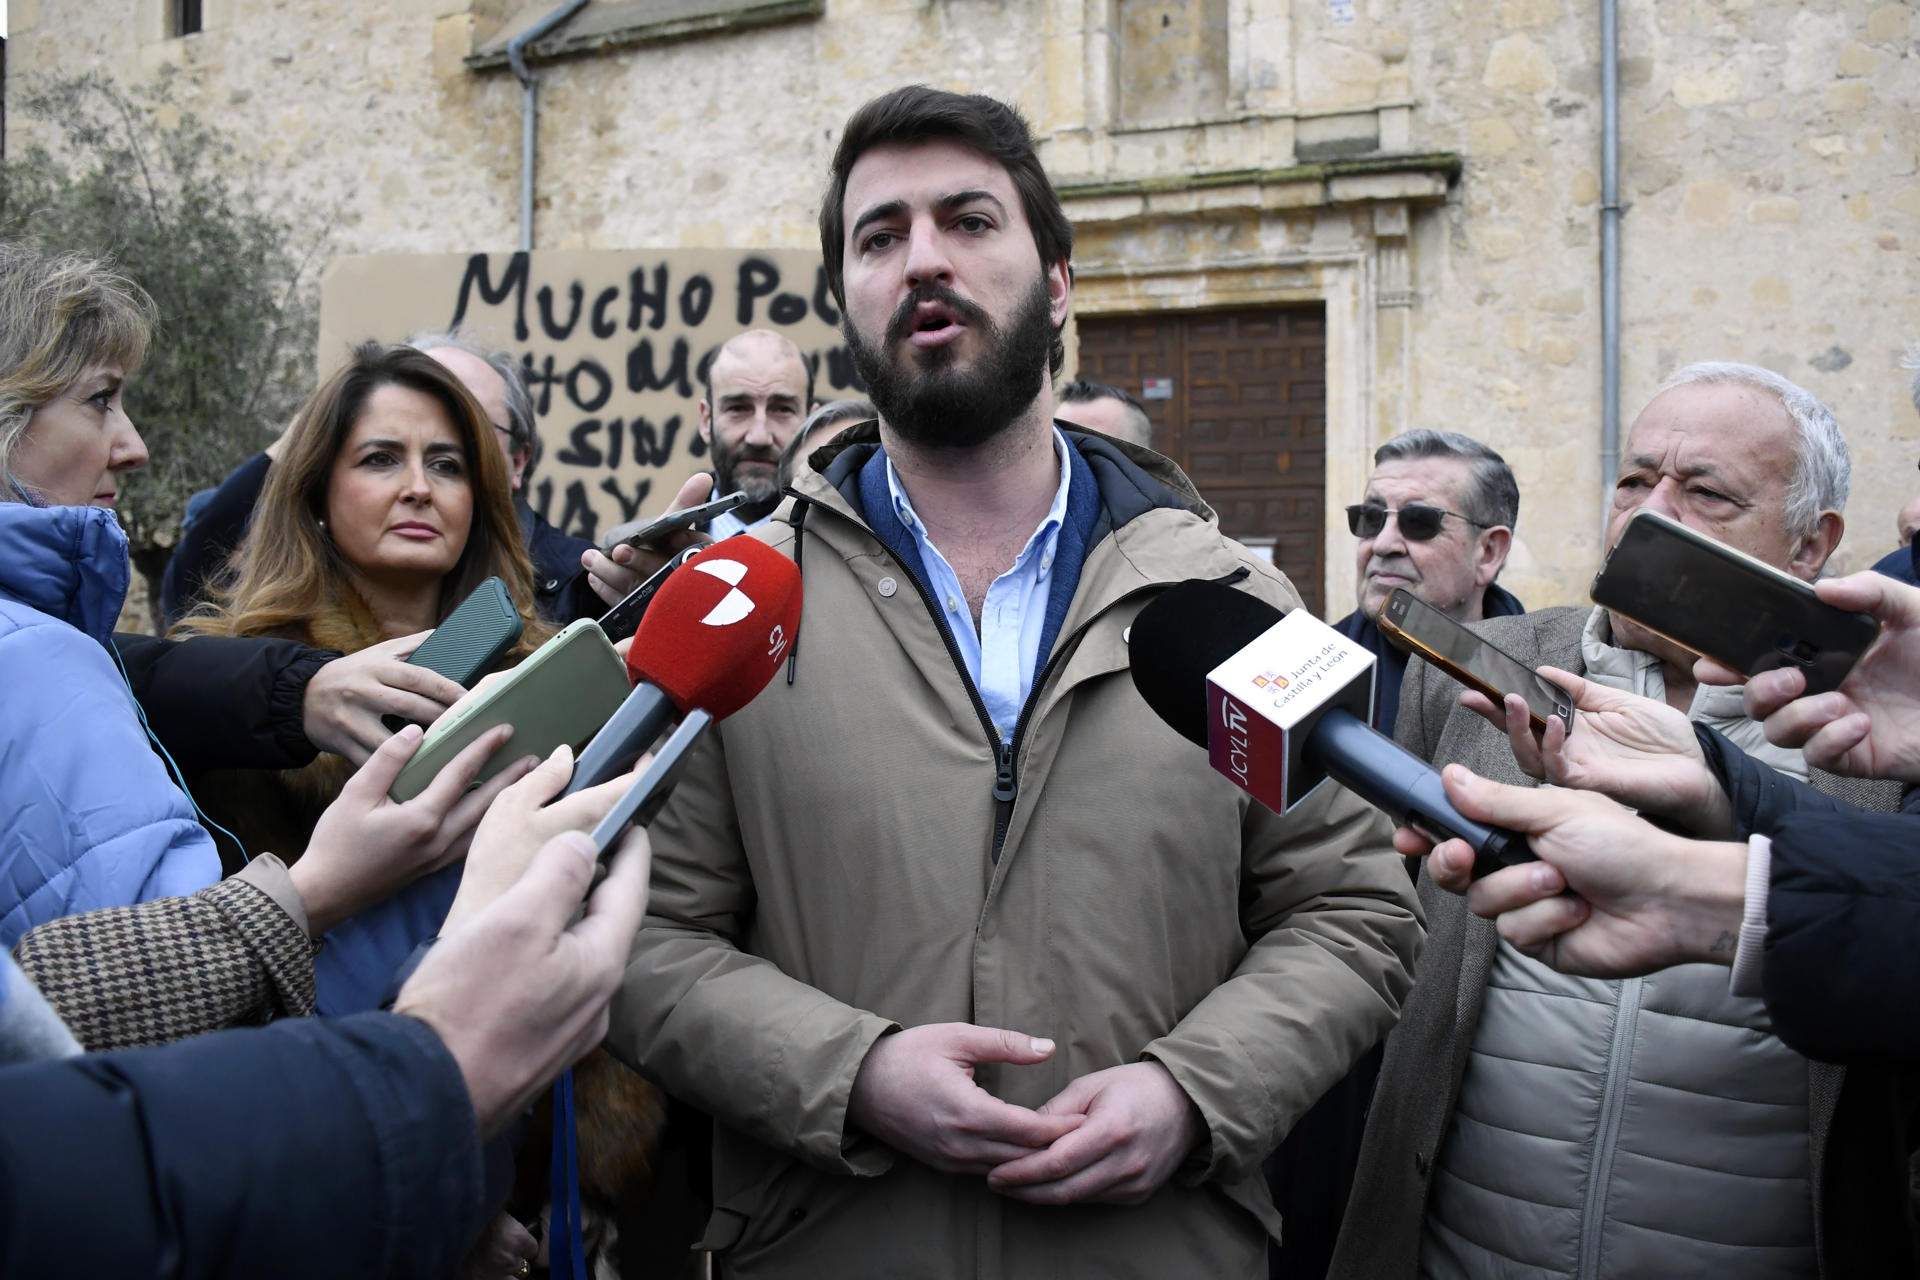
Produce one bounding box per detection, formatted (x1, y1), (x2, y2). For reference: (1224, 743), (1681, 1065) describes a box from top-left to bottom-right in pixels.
(1128, 579), (1534, 880)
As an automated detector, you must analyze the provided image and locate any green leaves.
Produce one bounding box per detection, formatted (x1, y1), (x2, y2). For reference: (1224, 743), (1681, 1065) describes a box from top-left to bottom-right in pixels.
(1, 72), (325, 568)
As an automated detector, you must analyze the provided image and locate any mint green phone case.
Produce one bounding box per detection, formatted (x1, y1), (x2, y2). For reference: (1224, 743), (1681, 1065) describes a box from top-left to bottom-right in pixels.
(387, 619), (631, 803)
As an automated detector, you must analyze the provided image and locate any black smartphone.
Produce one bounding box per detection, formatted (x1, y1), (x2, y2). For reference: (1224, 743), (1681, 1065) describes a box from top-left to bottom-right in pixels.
(596, 546), (702, 644)
(614, 491), (747, 551)
(1378, 588), (1574, 733)
(1591, 509), (1878, 696)
(590, 710), (712, 861)
(384, 576), (523, 731)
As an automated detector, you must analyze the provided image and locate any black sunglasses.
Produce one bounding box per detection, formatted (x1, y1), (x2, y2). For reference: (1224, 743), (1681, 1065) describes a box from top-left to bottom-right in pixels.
(1345, 502), (1489, 542)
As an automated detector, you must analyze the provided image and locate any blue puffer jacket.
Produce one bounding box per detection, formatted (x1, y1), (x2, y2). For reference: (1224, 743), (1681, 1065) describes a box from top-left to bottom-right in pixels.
(0, 504), (219, 945)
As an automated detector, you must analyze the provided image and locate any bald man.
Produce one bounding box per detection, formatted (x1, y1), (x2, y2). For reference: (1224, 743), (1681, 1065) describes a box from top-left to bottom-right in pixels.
(700, 329), (814, 537)
(580, 329), (816, 603)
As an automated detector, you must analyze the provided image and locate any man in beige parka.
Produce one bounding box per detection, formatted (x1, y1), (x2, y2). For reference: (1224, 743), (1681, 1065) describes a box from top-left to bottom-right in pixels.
(606, 85), (1424, 1279)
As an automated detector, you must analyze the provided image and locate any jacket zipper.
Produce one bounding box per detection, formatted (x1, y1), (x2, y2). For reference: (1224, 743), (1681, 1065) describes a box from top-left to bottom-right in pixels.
(884, 558), (1020, 856)
(1578, 975), (1644, 1278)
(804, 489), (1251, 863)
(992, 565), (1252, 860)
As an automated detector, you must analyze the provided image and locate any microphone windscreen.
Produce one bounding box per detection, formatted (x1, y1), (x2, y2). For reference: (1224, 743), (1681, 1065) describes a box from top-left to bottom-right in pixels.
(1128, 579), (1283, 747)
(628, 534), (803, 720)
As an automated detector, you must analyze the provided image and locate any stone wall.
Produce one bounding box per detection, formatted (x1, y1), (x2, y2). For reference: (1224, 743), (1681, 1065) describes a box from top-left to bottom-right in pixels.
(1393, 0), (1919, 606)
(11, 0), (1916, 616)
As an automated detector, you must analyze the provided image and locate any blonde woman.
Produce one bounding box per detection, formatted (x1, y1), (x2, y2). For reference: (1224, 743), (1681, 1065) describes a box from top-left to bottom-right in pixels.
(0, 246), (517, 950)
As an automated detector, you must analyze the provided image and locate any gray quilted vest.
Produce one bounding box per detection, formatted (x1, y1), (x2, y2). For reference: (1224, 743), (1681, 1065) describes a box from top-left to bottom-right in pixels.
(1419, 612), (1817, 1279)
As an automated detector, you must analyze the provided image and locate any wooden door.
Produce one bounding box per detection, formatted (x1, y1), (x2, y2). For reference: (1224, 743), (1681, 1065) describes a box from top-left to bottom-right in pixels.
(1075, 305), (1328, 615)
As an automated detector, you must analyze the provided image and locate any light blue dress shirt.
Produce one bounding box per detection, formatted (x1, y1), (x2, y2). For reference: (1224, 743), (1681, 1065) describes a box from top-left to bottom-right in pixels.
(707, 506), (762, 541)
(885, 429), (1073, 743)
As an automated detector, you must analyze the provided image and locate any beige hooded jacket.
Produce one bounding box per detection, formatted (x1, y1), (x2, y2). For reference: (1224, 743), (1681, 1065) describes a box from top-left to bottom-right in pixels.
(607, 426), (1423, 1278)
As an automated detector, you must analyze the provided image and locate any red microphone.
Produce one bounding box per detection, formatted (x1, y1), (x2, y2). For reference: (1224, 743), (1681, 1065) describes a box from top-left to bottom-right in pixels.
(564, 534), (802, 794)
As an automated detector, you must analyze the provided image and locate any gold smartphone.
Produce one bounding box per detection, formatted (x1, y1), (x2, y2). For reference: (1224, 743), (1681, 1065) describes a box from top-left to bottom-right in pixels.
(1378, 588), (1573, 733)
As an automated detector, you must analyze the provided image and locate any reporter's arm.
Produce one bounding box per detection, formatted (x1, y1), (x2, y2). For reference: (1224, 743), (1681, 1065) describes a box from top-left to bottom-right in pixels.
(10, 725), (531, 1049)
(1755, 810), (1920, 1064)
(10, 856), (317, 1051)
(114, 631), (336, 772)
(0, 1010), (487, 1280)
(1692, 722), (1854, 836)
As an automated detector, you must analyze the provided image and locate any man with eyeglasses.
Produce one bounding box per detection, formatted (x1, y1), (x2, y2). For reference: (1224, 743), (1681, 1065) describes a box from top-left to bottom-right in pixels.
(1331, 429), (1524, 736)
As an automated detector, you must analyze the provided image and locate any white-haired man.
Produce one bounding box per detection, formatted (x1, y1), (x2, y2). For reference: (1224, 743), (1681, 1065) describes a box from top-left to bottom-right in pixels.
(1333, 363), (1914, 1278)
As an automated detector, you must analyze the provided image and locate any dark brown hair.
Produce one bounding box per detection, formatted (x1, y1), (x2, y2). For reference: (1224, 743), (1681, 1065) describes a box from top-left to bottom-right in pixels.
(819, 86), (1074, 375)
(176, 341), (547, 654)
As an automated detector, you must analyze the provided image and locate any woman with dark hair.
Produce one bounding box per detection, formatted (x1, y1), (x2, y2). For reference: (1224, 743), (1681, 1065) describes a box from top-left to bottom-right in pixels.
(178, 341), (553, 864)
(176, 341), (563, 1018)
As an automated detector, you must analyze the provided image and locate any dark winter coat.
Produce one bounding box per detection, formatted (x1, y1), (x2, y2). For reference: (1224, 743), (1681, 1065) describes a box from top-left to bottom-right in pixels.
(0, 1003), (487, 1278)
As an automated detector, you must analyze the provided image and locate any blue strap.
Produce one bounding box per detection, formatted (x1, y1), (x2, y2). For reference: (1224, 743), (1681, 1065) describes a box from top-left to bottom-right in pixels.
(548, 1070), (588, 1280)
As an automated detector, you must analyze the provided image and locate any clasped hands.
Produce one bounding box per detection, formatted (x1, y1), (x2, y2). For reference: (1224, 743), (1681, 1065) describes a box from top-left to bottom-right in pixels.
(846, 1022), (1202, 1206)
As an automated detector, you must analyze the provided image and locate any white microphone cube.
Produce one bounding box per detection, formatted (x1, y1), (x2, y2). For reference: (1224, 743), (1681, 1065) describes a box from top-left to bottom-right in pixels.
(1205, 611), (1376, 812)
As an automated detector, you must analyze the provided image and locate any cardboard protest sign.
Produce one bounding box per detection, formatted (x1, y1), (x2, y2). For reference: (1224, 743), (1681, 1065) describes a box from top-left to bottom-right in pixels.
(318, 249), (858, 542)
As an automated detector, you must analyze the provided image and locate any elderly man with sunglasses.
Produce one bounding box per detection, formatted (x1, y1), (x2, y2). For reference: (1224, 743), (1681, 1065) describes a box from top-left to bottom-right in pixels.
(1332, 430), (1524, 735)
(1330, 363), (1920, 1280)
(1266, 428), (1523, 1280)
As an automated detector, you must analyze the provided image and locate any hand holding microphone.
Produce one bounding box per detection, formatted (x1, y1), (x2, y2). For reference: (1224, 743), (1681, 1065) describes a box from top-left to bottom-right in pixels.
(1410, 765), (1750, 980)
(1127, 579), (1535, 880)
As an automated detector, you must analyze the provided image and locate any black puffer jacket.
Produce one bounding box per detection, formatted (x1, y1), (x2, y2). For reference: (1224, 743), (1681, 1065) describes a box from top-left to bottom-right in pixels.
(113, 631), (331, 776)
(1698, 723), (1920, 1064)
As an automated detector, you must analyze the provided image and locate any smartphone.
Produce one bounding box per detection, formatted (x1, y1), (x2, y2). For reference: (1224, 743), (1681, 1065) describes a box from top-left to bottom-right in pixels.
(1591, 509), (1878, 696)
(388, 619), (631, 803)
(597, 546), (703, 644)
(1379, 588), (1574, 733)
(405, 576), (522, 683)
(613, 491), (747, 551)
(384, 577), (524, 731)
(589, 709), (712, 860)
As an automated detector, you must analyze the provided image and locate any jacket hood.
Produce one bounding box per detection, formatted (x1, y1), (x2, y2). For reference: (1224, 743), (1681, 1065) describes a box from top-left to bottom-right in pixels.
(0, 503), (130, 644)
(786, 418), (1217, 556)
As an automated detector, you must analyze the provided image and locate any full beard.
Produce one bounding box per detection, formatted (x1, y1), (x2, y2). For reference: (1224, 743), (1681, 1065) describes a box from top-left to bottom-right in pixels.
(845, 275), (1055, 452)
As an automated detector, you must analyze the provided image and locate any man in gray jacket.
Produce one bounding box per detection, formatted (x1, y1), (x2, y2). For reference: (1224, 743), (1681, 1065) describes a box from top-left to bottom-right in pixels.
(1333, 361), (1918, 1278)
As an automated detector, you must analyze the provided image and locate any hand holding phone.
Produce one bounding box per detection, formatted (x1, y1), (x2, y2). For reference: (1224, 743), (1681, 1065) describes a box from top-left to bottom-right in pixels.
(1592, 509), (1877, 695)
(580, 473), (722, 609)
(1698, 569), (1920, 785)
(609, 490), (746, 552)
(383, 577), (524, 731)
(1378, 588), (1573, 732)
(1462, 664), (1737, 839)
(596, 546), (702, 644)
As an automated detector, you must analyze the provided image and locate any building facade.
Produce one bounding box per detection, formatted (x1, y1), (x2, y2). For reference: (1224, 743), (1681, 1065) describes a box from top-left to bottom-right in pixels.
(9, 0), (1917, 614)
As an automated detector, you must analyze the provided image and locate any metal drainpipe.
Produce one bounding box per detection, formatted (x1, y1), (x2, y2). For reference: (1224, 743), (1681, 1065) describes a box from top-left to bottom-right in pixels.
(509, 0), (589, 253)
(1599, 0), (1622, 514)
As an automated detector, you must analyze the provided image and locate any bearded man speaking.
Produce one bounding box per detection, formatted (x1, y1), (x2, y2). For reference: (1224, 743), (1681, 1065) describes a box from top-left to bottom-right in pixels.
(606, 85), (1421, 1280)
